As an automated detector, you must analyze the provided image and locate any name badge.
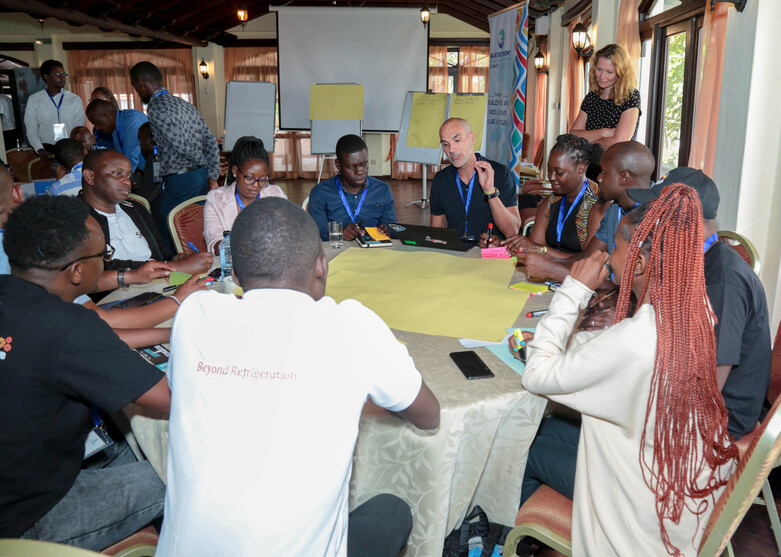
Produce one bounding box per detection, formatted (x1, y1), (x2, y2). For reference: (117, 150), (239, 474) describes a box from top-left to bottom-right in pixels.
(83, 423), (113, 459)
(53, 123), (67, 141)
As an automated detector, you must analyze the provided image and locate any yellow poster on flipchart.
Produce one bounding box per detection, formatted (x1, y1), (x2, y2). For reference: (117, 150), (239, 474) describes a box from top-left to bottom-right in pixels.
(309, 84), (364, 120)
(407, 92), (448, 149)
(450, 94), (487, 149)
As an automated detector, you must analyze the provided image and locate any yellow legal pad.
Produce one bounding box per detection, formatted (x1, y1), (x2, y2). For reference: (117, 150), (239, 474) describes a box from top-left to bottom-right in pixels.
(309, 84), (364, 120)
(449, 94), (487, 150)
(407, 92), (448, 149)
(325, 249), (523, 341)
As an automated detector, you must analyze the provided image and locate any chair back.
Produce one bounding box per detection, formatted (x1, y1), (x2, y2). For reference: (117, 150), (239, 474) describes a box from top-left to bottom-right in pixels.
(167, 195), (207, 254)
(302, 196), (309, 211)
(27, 157), (54, 180)
(5, 148), (36, 182)
(127, 193), (151, 213)
(0, 538), (102, 556)
(698, 395), (781, 556)
(717, 230), (761, 275)
(768, 321), (781, 407)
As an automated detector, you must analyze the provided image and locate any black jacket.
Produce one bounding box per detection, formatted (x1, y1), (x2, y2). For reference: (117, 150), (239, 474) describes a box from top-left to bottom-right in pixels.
(84, 197), (174, 270)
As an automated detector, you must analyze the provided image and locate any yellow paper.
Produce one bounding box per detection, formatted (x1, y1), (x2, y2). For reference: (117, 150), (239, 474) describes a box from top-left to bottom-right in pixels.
(365, 227), (390, 240)
(407, 92), (448, 149)
(509, 281), (548, 294)
(449, 94), (487, 149)
(309, 84), (364, 120)
(325, 249), (524, 341)
(168, 271), (192, 286)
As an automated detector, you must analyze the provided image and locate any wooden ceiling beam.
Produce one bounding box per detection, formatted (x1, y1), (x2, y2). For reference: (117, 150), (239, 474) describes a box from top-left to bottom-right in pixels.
(0, 0), (207, 45)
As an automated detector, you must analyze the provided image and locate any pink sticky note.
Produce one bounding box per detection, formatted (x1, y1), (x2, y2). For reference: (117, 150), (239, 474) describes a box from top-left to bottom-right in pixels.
(481, 247), (511, 259)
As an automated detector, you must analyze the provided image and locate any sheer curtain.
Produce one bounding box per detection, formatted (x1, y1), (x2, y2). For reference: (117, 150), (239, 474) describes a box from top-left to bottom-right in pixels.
(67, 48), (195, 112)
(458, 46), (490, 93)
(567, 21), (586, 128)
(688, 3), (728, 176)
(616, 0), (642, 75)
(223, 46), (324, 179)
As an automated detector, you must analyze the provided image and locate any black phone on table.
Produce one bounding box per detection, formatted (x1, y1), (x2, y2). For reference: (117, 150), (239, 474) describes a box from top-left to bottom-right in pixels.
(449, 350), (495, 380)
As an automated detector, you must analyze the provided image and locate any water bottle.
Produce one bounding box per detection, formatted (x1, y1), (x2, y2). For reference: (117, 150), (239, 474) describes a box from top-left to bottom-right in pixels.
(219, 231), (234, 293)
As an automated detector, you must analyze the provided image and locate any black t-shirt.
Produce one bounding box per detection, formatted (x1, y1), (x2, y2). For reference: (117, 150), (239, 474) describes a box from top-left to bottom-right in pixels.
(705, 240), (771, 439)
(429, 155), (518, 239)
(545, 196), (589, 253)
(0, 276), (164, 536)
(580, 89), (642, 140)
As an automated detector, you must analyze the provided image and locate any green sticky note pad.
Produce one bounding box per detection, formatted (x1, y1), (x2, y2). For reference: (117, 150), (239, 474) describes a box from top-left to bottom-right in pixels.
(168, 271), (192, 286)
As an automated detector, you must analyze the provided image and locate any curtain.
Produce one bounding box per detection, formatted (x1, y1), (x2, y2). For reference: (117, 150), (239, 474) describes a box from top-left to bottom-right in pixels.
(458, 46), (490, 93)
(616, 0), (642, 75)
(428, 46), (448, 93)
(567, 20), (586, 128)
(688, 3), (728, 177)
(533, 40), (548, 167)
(67, 48), (195, 113)
(223, 46), (328, 180)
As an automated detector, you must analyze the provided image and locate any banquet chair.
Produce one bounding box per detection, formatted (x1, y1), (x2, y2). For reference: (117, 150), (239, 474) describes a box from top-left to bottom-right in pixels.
(503, 394), (781, 557)
(302, 196), (309, 211)
(27, 157), (54, 180)
(0, 539), (102, 556)
(167, 195), (207, 254)
(127, 193), (150, 213)
(99, 525), (158, 556)
(522, 218), (535, 238)
(717, 230), (760, 275)
(5, 147), (36, 182)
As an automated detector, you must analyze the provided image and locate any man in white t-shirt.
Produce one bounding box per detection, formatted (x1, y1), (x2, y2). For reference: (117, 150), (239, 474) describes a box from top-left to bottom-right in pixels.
(157, 197), (440, 557)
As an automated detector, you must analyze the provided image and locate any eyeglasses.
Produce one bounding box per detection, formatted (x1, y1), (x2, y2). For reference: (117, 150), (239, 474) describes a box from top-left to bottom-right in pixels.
(51, 72), (69, 78)
(59, 244), (115, 271)
(237, 172), (270, 187)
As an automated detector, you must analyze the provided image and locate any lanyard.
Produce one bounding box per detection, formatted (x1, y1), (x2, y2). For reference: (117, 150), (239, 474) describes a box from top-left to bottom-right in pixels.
(455, 171), (477, 237)
(336, 175), (369, 224)
(152, 88), (169, 100)
(234, 189), (259, 211)
(47, 90), (64, 122)
(90, 406), (103, 427)
(703, 233), (719, 254)
(612, 202), (640, 251)
(114, 111), (124, 152)
(556, 180), (588, 243)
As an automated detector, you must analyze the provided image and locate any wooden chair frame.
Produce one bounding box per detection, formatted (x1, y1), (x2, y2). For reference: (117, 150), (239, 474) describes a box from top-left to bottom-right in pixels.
(167, 195), (207, 254)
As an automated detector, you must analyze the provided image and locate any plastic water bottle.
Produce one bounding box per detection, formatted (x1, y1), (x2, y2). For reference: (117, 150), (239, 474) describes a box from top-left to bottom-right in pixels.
(219, 231), (232, 279)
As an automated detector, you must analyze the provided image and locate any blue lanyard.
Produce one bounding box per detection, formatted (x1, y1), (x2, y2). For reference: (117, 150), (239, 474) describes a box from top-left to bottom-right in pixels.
(455, 171), (477, 236)
(234, 189), (259, 211)
(46, 90), (64, 122)
(114, 111), (124, 151)
(89, 406), (103, 427)
(556, 180), (588, 243)
(612, 202), (640, 250)
(703, 233), (718, 254)
(152, 88), (169, 100)
(336, 176), (369, 224)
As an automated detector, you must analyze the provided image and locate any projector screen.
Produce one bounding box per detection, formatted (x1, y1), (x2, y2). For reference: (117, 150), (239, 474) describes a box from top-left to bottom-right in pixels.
(276, 7), (428, 132)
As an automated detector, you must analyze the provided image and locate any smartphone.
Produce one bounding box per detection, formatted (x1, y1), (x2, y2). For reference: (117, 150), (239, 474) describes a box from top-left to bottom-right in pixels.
(450, 351), (495, 380)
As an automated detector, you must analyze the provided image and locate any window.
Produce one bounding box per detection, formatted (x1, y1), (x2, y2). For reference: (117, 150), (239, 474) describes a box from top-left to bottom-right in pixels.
(428, 44), (490, 94)
(639, 0), (704, 178)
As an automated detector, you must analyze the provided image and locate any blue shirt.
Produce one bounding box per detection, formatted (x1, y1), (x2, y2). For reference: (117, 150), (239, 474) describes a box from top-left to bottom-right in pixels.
(0, 230), (9, 275)
(594, 203), (622, 254)
(308, 175), (397, 241)
(48, 162), (83, 197)
(113, 109), (148, 172)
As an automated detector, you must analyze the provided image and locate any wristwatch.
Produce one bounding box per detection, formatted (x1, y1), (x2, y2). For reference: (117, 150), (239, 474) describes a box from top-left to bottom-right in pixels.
(117, 269), (130, 288)
(484, 189), (500, 200)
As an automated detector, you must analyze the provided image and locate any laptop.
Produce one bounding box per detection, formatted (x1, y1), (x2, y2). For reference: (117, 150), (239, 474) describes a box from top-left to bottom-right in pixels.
(388, 223), (475, 252)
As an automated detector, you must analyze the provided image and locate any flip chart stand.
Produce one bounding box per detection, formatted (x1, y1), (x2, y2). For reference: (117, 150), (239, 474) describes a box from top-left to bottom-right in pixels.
(405, 166), (429, 209)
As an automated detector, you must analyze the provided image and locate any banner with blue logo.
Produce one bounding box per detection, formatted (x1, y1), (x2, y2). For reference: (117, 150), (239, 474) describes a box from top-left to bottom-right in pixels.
(487, 3), (528, 187)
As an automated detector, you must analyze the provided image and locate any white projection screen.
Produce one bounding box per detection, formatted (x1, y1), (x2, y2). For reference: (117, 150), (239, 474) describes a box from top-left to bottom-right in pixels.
(276, 7), (428, 132)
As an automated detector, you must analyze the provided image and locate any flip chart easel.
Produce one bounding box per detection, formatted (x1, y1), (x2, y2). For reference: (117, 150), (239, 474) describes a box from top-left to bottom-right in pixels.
(310, 84), (364, 181)
(395, 91), (489, 209)
(224, 81), (277, 152)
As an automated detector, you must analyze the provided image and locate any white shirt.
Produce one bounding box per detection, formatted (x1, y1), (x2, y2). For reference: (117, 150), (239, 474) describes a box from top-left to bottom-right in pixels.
(95, 205), (152, 262)
(0, 95), (15, 131)
(22, 88), (85, 152)
(522, 277), (733, 556)
(157, 288), (423, 557)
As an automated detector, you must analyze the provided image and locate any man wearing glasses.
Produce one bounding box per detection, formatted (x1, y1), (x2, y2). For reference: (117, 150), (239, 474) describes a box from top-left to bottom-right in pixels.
(79, 149), (212, 278)
(0, 195), (170, 550)
(22, 60), (86, 161)
(308, 134), (397, 241)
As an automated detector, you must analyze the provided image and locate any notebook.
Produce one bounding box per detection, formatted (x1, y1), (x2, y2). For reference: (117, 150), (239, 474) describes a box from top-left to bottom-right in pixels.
(355, 226), (393, 248)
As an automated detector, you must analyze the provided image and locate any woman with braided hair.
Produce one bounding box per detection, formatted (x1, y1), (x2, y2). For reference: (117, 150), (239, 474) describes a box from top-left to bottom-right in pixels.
(521, 184), (737, 556)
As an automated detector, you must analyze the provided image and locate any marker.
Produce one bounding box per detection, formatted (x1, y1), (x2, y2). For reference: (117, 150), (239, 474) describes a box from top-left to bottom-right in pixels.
(526, 310), (549, 318)
(186, 242), (200, 253)
(486, 223), (493, 245)
(512, 329), (526, 351)
(163, 284), (178, 293)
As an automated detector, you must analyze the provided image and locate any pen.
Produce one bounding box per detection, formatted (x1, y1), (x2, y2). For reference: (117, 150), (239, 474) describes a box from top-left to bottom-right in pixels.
(485, 223), (493, 245)
(526, 310), (549, 318)
(163, 284), (178, 293)
(513, 329), (526, 351)
(186, 242), (199, 253)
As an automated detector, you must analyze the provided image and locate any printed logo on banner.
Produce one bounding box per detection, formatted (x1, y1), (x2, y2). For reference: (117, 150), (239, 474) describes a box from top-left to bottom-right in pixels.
(498, 30), (505, 49)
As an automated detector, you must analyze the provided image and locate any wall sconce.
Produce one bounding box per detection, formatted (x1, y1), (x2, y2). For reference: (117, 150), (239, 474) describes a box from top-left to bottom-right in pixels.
(237, 9), (248, 28)
(534, 50), (548, 74)
(420, 7), (431, 27)
(198, 58), (209, 80)
(571, 22), (590, 58)
(710, 0), (746, 10)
